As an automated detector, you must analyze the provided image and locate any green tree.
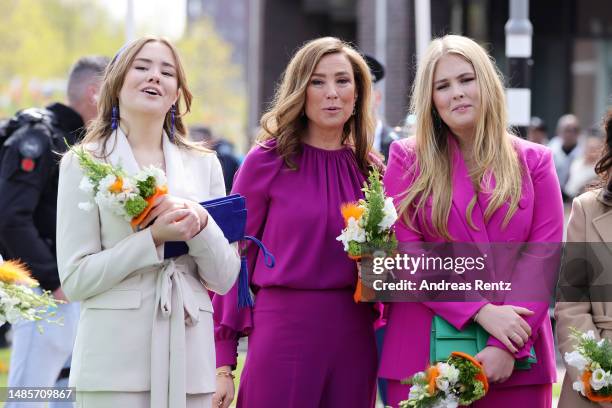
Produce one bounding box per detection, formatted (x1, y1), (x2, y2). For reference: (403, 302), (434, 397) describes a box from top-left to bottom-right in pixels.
(177, 18), (247, 151)
(0, 0), (122, 115)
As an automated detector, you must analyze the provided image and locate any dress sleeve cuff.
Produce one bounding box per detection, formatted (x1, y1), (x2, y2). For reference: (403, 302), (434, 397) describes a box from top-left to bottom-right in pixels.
(486, 337), (534, 359)
(216, 338), (239, 368)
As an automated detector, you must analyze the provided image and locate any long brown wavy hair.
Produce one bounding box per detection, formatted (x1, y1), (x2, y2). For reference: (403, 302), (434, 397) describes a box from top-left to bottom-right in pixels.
(256, 37), (375, 174)
(595, 109), (612, 202)
(399, 35), (523, 240)
(81, 36), (210, 156)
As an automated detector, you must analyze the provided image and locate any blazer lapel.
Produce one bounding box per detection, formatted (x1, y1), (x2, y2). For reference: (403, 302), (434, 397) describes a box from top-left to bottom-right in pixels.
(105, 128), (141, 175)
(448, 135), (490, 243)
(162, 133), (194, 199)
(592, 211), (612, 253)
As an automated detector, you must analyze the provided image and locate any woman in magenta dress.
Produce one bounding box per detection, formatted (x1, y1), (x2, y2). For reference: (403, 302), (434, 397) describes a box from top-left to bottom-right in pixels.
(381, 35), (563, 407)
(212, 37), (379, 408)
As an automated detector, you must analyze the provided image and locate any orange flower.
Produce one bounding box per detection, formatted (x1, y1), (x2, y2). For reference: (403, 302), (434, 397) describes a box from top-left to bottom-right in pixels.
(426, 365), (440, 394)
(108, 177), (123, 193)
(340, 202), (364, 225)
(0, 260), (37, 286)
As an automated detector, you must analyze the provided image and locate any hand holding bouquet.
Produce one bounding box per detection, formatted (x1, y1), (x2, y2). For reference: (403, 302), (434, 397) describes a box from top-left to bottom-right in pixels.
(564, 328), (612, 402)
(0, 255), (61, 327)
(336, 167), (397, 302)
(399, 352), (489, 408)
(72, 146), (168, 228)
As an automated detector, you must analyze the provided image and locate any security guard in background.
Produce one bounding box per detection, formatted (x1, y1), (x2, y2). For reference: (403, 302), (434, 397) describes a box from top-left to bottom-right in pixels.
(364, 54), (400, 162)
(0, 56), (108, 408)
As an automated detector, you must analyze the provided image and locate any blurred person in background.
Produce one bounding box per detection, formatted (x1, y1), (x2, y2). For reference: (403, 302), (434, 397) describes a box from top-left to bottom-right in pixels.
(365, 54), (399, 161)
(555, 110), (612, 408)
(0, 55), (108, 408)
(564, 130), (605, 199)
(190, 125), (240, 194)
(548, 114), (583, 199)
(527, 116), (548, 145)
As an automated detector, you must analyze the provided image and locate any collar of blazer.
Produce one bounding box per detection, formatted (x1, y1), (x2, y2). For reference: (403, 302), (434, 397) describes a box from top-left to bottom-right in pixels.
(592, 190), (612, 246)
(596, 188), (612, 208)
(102, 127), (193, 200)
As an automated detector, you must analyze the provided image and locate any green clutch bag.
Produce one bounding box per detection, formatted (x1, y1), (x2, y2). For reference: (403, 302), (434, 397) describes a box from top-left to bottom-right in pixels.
(430, 315), (536, 370)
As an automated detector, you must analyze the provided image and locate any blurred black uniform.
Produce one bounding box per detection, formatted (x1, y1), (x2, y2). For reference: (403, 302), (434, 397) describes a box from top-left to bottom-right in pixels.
(0, 103), (84, 292)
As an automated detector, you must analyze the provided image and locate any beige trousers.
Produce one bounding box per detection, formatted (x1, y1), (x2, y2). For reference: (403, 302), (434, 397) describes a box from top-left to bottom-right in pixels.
(76, 391), (213, 408)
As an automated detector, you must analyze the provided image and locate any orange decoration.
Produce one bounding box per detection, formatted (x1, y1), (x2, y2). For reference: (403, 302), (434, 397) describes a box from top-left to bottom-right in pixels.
(426, 365), (440, 394)
(340, 203), (364, 225)
(582, 370), (612, 402)
(0, 260), (37, 286)
(108, 177), (123, 193)
(130, 185), (169, 228)
(451, 351), (489, 393)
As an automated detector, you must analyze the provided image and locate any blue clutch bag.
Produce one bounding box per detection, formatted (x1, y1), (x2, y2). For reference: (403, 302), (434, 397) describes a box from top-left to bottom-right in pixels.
(163, 194), (274, 308)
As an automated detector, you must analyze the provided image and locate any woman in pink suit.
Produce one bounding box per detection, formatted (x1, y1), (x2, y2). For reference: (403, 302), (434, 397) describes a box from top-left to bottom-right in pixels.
(381, 35), (563, 407)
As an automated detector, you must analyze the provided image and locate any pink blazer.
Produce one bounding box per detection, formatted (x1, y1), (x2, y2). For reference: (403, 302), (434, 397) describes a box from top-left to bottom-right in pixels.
(380, 135), (563, 387)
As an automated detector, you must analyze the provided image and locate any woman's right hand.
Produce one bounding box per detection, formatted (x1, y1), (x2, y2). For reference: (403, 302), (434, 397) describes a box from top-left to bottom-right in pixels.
(212, 366), (235, 408)
(475, 304), (534, 353)
(150, 208), (201, 246)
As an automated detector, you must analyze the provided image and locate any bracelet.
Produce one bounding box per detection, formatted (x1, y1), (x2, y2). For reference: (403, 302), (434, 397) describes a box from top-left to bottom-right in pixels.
(216, 370), (235, 379)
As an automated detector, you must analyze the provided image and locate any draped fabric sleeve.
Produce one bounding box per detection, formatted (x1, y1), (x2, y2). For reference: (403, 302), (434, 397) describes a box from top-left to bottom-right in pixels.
(212, 141), (283, 368)
(485, 146), (564, 358)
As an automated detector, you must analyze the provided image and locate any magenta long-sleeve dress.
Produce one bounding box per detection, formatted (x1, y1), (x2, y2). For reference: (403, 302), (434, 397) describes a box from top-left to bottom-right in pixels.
(213, 140), (378, 408)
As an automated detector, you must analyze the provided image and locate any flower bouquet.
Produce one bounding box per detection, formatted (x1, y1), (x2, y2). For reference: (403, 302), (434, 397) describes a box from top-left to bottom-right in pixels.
(564, 328), (612, 402)
(0, 255), (61, 327)
(336, 167), (397, 302)
(399, 352), (489, 408)
(72, 146), (168, 228)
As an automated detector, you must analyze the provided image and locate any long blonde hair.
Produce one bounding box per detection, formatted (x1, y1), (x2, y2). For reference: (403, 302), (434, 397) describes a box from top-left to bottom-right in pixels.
(257, 37), (375, 174)
(82, 36), (209, 156)
(400, 35), (522, 240)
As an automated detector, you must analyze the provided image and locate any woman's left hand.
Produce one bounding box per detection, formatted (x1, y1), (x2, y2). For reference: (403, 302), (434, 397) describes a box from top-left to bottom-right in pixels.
(475, 346), (515, 383)
(139, 195), (208, 230)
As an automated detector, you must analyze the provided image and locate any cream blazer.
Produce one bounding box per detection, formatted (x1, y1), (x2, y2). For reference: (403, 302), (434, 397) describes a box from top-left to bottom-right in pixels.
(56, 129), (240, 408)
(555, 189), (612, 408)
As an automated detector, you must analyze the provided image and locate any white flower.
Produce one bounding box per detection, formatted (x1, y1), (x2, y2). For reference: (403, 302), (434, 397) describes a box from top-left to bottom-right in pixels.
(573, 379), (585, 395)
(605, 371), (612, 387)
(78, 177), (94, 193)
(582, 330), (596, 341)
(121, 177), (137, 194)
(78, 202), (94, 212)
(591, 368), (608, 390)
(378, 197), (398, 232)
(598, 338), (607, 348)
(435, 377), (450, 392)
(433, 396), (458, 408)
(336, 217), (366, 251)
(98, 174), (118, 193)
(137, 165), (166, 186)
(437, 362), (460, 385)
(564, 350), (589, 372)
(408, 384), (428, 400)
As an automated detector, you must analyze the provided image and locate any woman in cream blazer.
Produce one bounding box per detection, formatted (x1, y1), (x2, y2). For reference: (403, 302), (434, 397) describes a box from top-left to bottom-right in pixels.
(556, 110), (612, 408)
(56, 37), (240, 408)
